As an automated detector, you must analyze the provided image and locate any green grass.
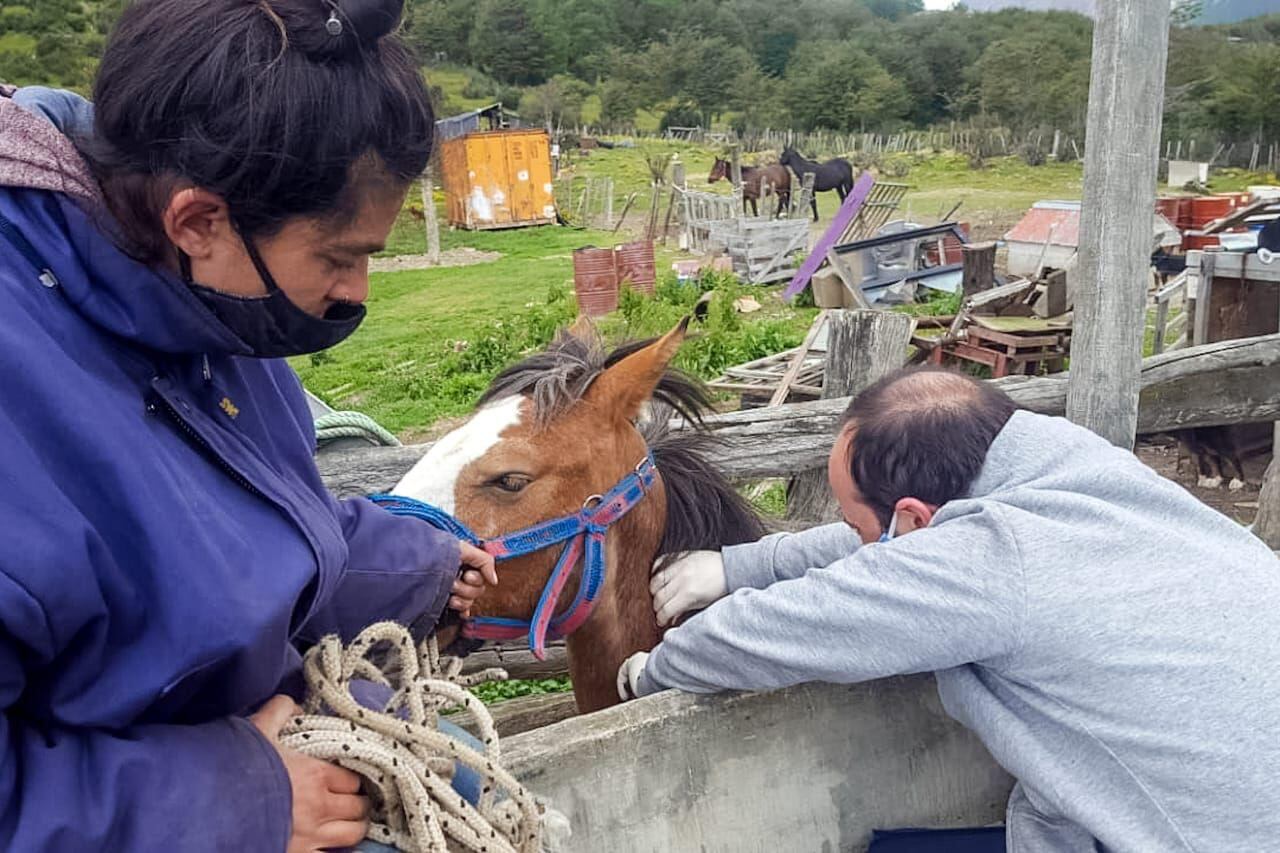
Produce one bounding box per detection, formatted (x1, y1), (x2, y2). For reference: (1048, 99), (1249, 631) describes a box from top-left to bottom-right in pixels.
(428, 66), (501, 112)
(1205, 167), (1278, 193)
(292, 226), (604, 438)
(744, 481), (788, 517)
(292, 247), (815, 441)
(469, 676), (573, 705)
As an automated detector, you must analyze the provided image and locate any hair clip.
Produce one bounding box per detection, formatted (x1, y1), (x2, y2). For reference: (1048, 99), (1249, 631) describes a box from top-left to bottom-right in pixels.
(325, 3), (343, 36)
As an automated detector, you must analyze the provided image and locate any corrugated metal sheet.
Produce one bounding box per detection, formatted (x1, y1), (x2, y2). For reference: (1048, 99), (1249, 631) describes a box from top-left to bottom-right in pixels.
(434, 104), (522, 143)
(1004, 201), (1082, 248)
(439, 129), (555, 230)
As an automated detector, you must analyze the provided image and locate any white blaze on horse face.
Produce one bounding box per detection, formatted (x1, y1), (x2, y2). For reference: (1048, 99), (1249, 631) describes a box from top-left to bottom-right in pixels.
(391, 395), (525, 514)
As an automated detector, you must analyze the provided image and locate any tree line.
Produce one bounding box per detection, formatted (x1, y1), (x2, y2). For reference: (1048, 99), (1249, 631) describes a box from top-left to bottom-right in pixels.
(2, 0), (1277, 147)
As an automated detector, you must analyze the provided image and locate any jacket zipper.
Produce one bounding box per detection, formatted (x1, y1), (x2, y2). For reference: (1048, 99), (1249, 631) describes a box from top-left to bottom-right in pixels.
(146, 393), (266, 500)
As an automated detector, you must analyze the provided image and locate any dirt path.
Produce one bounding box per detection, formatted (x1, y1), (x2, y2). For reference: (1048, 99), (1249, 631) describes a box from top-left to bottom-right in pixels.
(1137, 438), (1265, 527)
(370, 247), (500, 273)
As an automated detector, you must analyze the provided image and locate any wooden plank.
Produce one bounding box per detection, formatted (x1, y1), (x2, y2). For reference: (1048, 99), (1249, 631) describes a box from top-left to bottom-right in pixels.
(784, 172), (876, 299)
(450, 691), (578, 739)
(1065, 0), (1171, 448)
(460, 642), (570, 681)
(1201, 198), (1280, 235)
(768, 311), (830, 407)
(316, 335), (1280, 492)
(786, 311), (915, 521)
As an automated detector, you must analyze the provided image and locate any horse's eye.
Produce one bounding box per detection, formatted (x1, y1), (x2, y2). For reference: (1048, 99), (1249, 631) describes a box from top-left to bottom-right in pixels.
(492, 474), (531, 493)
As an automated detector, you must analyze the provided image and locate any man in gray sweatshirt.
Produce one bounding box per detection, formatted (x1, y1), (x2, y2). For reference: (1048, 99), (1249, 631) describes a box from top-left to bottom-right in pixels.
(616, 368), (1280, 852)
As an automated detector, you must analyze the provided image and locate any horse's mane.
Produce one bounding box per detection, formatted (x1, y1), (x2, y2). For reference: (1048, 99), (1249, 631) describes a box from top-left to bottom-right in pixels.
(478, 333), (766, 562)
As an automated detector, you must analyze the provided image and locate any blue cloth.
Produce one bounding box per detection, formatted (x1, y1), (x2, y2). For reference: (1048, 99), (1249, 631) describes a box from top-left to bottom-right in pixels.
(868, 827), (1006, 852)
(0, 94), (462, 851)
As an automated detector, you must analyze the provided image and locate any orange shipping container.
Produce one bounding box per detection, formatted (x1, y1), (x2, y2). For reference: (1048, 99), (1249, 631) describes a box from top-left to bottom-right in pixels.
(439, 129), (557, 230)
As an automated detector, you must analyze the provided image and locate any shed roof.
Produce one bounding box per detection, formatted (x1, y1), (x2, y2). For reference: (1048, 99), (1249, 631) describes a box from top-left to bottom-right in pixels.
(1004, 201), (1081, 247)
(1005, 200), (1180, 250)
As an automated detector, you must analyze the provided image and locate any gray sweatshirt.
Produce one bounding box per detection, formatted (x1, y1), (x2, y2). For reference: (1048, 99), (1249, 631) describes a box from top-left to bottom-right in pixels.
(637, 411), (1280, 852)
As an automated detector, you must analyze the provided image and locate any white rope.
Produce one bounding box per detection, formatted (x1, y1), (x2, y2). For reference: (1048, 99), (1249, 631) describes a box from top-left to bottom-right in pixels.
(280, 622), (549, 853)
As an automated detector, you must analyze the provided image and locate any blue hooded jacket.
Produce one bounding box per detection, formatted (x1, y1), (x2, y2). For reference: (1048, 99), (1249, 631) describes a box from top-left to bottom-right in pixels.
(0, 89), (459, 850)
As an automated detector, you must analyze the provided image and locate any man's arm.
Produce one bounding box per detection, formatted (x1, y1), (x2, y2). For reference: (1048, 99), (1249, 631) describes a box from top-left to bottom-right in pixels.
(638, 505), (1026, 696)
(722, 522), (863, 592)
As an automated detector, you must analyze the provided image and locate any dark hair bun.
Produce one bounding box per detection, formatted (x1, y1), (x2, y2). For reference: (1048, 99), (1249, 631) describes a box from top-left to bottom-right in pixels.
(284, 0), (404, 60)
(338, 0), (403, 44)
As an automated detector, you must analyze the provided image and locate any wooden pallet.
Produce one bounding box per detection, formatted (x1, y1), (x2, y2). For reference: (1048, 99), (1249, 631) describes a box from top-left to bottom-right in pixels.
(709, 311), (829, 405)
(707, 217), (811, 285)
(928, 318), (1071, 378)
(838, 181), (909, 243)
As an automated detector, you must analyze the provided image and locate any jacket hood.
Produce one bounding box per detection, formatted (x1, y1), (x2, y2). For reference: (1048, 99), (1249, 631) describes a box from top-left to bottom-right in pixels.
(0, 87), (250, 356)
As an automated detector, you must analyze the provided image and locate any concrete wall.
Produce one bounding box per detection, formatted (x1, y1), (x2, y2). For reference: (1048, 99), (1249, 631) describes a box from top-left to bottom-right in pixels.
(506, 675), (1013, 853)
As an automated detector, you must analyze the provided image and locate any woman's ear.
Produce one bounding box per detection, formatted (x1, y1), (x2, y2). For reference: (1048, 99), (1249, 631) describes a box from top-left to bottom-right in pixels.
(160, 187), (234, 263)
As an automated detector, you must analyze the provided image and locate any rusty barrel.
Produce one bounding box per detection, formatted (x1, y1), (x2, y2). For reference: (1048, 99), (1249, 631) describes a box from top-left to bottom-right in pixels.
(1188, 195), (1235, 229)
(614, 240), (657, 296)
(573, 246), (619, 317)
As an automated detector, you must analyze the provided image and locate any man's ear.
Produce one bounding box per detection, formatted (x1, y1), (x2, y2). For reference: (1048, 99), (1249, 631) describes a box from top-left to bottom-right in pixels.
(160, 187), (233, 263)
(893, 497), (937, 533)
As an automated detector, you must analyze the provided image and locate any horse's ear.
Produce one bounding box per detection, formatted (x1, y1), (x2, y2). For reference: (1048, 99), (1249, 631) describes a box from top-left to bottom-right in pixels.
(585, 317), (690, 421)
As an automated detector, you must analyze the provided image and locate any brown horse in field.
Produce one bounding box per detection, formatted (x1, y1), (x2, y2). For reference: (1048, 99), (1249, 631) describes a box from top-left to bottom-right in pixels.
(390, 321), (764, 712)
(709, 157), (792, 218)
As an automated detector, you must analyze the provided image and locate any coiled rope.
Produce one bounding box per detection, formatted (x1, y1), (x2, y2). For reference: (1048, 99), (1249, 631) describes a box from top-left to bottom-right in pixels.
(280, 622), (552, 852)
(314, 411), (402, 447)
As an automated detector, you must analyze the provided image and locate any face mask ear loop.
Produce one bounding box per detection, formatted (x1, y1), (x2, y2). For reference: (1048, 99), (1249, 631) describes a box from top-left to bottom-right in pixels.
(232, 221), (282, 296)
(879, 512), (898, 543)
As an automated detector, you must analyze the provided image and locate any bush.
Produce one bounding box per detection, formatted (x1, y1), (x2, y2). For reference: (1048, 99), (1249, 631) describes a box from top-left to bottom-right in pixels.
(1017, 142), (1047, 167)
(659, 104), (703, 132)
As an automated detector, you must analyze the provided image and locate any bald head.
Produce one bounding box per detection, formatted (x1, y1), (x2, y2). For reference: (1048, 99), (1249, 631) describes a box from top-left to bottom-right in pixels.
(836, 367), (1018, 528)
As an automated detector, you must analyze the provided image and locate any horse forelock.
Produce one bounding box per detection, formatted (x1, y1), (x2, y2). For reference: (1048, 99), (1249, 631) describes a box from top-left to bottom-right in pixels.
(477, 333), (712, 429)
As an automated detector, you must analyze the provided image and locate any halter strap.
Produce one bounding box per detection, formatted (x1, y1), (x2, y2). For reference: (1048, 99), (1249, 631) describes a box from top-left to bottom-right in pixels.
(370, 453), (657, 659)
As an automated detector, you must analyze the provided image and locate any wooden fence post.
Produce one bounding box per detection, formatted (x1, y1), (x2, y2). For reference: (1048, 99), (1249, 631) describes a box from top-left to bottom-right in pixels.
(1065, 0), (1171, 449)
(1256, 299), (1280, 550)
(785, 311), (914, 522)
(422, 165), (440, 265)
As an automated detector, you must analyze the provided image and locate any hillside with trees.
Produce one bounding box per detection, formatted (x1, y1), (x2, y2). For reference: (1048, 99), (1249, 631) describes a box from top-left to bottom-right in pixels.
(2, 0), (1277, 150)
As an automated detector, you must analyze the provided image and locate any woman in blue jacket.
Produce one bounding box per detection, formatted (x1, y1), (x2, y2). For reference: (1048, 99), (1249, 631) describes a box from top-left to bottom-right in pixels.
(0, 0), (494, 850)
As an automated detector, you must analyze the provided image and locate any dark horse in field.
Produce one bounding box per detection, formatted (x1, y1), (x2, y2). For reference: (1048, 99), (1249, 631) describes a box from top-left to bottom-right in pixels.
(708, 157), (792, 218)
(780, 146), (855, 221)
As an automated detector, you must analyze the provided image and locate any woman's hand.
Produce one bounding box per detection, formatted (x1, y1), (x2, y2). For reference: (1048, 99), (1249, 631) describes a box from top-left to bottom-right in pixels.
(250, 695), (370, 853)
(449, 541), (499, 618)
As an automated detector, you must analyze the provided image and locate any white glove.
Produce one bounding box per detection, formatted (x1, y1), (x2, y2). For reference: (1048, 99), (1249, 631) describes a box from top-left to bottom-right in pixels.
(650, 550), (727, 627)
(616, 651), (650, 701)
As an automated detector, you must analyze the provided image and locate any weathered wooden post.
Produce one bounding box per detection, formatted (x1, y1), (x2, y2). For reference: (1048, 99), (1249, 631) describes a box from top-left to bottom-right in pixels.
(422, 165), (440, 265)
(786, 310), (914, 521)
(961, 241), (997, 298)
(730, 145), (743, 191)
(1065, 0), (1171, 448)
(1257, 295), (1280, 550)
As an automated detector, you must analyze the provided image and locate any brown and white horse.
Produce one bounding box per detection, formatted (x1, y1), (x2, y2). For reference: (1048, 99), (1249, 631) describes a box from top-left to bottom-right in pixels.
(709, 157), (792, 218)
(391, 321), (764, 712)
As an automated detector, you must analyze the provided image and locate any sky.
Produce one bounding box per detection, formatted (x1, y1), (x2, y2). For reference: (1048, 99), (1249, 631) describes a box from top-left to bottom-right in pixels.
(922, 0), (955, 8)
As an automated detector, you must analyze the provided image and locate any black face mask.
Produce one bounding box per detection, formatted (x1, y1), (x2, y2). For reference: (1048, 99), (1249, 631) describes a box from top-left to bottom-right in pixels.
(180, 233), (365, 359)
